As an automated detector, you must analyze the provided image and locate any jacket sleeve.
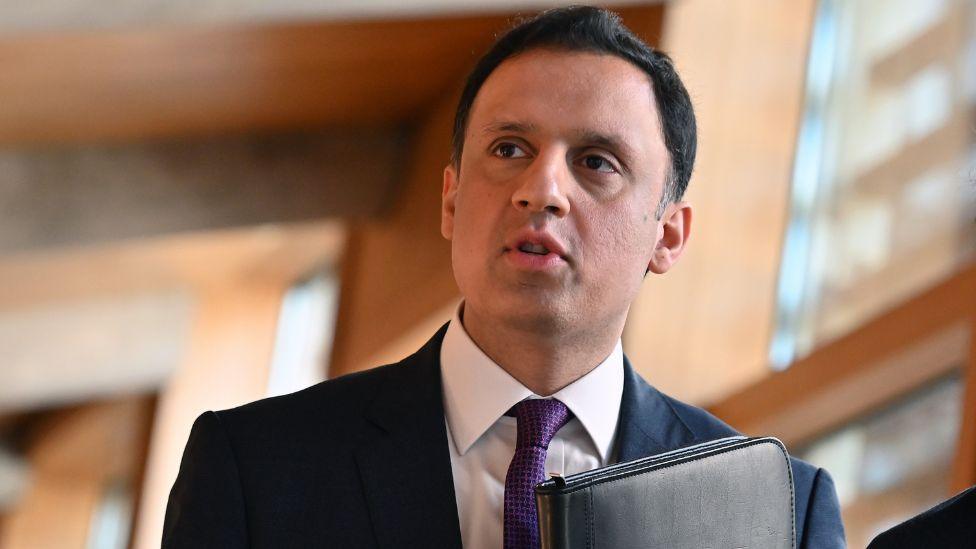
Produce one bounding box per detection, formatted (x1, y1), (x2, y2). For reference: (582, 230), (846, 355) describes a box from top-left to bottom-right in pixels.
(162, 411), (249, 548)
(800, 467), (847, 549)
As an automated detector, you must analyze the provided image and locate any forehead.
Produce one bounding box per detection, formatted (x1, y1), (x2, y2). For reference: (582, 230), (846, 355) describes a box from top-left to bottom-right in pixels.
(468, 49), (663, 150)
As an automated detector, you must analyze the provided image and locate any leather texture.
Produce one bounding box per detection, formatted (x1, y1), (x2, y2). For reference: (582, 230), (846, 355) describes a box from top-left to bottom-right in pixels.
(536, 437), (795, 549)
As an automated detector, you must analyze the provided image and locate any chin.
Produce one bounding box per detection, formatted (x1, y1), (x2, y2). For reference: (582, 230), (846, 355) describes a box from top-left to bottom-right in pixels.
(497, 295), (580, 334)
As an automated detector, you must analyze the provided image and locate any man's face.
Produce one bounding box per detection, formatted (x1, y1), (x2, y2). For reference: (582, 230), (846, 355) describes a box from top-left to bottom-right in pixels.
(442, 48), (687, 334)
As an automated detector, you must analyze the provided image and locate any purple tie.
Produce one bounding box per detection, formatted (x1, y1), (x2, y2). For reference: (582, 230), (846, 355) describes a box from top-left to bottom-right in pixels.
(504, 398), (573, 549)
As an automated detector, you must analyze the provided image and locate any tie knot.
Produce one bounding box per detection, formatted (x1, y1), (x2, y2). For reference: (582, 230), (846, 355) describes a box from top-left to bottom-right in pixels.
(510, 398), (572, 450)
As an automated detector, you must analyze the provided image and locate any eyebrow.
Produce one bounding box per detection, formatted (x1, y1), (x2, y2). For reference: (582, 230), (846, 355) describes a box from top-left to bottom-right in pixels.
(574, 130), (632, 155)
(480, 121), (538, 136)
(481, 122), (630, 150)
(574, 129), (637, 173)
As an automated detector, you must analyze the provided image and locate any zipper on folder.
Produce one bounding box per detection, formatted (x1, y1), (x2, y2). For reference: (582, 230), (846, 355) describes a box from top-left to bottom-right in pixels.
(535, 435), (761, 494)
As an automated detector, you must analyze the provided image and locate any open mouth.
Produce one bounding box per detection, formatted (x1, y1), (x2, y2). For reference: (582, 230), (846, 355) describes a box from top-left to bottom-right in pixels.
(518, 242), (551, 255)
(504, 232), (567, 270)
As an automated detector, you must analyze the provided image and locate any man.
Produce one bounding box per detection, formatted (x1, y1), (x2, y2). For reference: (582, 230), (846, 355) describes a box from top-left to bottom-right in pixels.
(163, 6), (846, 548)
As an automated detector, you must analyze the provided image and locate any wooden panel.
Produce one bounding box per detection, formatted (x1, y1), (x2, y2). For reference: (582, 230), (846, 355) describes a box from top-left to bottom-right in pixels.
(0, 220), (344, 310)
(624, 0), (817, 405)
(952, 314), (976, 491)
(0, 291), (191, 412)
(0, 130), (401, 253)
(134, 279), (287, 549)
(0, 222), (344, 545)
(0, 222), (341, 412)
(329, 90), (459, 376)
(0, 15), (512, 145)
(1, 397), (154, 549)
(726, 323), (965, 449)
(710, 263), (976, 448)
(0, 220), (341, 415)
(618, 5), (667, 44)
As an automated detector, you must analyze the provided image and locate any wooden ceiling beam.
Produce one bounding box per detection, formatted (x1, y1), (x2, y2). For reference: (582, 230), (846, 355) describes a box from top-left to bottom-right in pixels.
(853, 107), (974, 196)
(870, 3), (969, 88)
(0, 220), (345, 310)
(710, 262), (976, 448)
(0, 15), (512, 145)
(0, 129), (401, 253)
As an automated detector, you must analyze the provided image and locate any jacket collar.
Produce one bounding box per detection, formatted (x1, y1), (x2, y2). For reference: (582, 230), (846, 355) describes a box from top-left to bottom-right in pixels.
(614, 356), (699, 462)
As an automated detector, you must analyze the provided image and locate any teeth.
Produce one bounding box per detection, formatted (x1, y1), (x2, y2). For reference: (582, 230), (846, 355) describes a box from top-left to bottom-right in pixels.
(519, 243), (550, 255)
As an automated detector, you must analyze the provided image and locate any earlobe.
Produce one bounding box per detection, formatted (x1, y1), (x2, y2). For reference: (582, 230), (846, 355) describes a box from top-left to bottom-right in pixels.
(441, 165), (459, 240)
(646, 202), (692, 275)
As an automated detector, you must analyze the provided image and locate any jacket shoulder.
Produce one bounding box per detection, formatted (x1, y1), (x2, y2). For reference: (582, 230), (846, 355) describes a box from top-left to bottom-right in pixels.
(216, 322), (449, 432)
(209, 361), (410, 454)
(225, 361), (400, 418)
(658, 392), (741, 440)
(659, 392), (823, 478)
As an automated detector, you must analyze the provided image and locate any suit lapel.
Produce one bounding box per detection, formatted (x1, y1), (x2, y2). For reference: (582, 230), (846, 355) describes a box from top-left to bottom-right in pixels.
(614, 357), (700, 462)
(355, 324), (463, 549)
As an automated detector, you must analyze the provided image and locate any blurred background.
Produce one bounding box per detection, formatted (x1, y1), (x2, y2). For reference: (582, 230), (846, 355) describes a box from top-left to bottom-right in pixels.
(0, 0), (973, 547)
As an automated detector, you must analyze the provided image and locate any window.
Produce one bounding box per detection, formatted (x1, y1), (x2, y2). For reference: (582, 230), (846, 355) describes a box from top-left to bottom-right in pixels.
(772, 0), (976, 368)
(796, 374), (963, 547)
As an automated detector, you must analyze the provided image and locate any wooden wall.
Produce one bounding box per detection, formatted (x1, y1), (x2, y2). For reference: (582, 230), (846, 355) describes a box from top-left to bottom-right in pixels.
(624, 0), (818, 405)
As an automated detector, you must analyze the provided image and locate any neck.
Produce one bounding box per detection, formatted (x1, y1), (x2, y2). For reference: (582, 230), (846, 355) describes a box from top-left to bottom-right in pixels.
(461, 304), (624, 396)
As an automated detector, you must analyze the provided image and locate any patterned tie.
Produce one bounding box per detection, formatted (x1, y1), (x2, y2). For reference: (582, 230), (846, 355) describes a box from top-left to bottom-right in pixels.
(504, 398), (573, 549)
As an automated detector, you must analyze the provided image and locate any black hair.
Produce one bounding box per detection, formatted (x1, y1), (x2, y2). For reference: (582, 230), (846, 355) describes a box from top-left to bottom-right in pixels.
(450, 5), (697, 216)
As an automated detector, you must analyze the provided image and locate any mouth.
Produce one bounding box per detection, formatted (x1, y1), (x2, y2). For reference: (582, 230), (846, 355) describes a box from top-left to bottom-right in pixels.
(517, 242), (552, 255)
(503, 232), (569, 271)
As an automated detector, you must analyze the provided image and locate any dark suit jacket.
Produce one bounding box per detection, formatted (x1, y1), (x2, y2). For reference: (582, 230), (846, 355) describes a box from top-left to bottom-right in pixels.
(867, 485), (975, 548)
(163, 323), (846, 548)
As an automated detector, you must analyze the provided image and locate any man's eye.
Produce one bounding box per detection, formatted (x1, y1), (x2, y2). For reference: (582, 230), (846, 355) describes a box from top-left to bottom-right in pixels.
(493, 143), (528, 159)
(582, 155), (616, 173)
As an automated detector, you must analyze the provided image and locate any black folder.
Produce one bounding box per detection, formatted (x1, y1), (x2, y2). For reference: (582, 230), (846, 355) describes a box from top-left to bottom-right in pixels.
(535, 436), (795, 549)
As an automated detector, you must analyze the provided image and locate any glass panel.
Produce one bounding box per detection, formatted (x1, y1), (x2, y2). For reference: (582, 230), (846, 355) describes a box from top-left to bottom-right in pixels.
(86, 478), (133, 549)
(796, 374), (963, 547)
(265, 268), (339, 398)
(771, 0), (976, 367)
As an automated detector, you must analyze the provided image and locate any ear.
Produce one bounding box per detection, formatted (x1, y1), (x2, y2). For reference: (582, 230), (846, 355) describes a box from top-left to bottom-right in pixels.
(647, 201), (692, 275)
(441, 164), (459, 240)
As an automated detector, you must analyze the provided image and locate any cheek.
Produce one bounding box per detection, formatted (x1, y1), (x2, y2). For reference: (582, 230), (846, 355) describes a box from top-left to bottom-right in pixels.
(452, 184), (505, 263)
(584, 202), (656, 270)
(453, 185), (483, 239)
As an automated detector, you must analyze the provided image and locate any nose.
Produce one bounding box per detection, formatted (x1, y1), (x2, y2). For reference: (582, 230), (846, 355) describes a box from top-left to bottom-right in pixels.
(511, 151), (571, 217)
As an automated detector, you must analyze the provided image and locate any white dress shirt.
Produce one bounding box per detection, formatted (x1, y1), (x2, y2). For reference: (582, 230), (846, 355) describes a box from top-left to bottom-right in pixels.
(440, 302), (624, 549)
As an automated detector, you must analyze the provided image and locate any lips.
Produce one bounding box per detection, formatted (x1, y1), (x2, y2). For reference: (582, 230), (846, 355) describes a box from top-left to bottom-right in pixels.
(503, 230), (569, 272)
(505, 230), (568, 260)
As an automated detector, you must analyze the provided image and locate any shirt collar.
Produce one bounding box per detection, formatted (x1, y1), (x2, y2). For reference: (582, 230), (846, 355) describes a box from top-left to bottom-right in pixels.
(440, 301), (624, 463)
